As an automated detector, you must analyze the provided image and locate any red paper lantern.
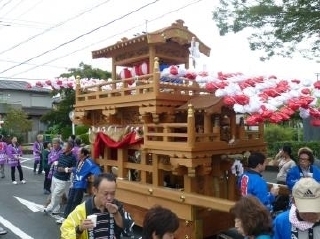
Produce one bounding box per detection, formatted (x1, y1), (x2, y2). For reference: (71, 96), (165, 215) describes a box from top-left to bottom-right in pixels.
(120, 68), (132, 79)
(185, 72), (197, 80)
(169, 65), (178, 75)
(139, 62), (149, 75)
(131, 66), (139, 77)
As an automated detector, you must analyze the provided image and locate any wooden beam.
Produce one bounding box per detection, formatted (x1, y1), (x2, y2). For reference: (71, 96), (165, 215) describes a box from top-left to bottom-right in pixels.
(117, 179), (235, 213)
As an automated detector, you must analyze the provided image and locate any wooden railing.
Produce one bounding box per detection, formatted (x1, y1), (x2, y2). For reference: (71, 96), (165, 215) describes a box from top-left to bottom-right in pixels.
(75, 57), (209, 106)
(144, 123), (222, 143)
(144, 122), (263, 147)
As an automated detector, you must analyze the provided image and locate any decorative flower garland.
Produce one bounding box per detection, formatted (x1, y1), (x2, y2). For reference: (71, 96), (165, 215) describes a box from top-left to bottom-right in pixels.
(28, 67), (320, 126)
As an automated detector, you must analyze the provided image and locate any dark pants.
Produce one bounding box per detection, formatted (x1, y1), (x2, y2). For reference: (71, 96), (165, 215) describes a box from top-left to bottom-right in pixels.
(11, 165), (23, 181)
(63, 188), (85, 218)
(43, 167), (51, 192)
(33, 160), (43, 174)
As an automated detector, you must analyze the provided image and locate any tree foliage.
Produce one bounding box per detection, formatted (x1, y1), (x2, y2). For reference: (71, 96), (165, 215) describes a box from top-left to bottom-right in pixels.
(41, 88), (75, 134)
(2, 106), (32, 141)
(60, 62), (111, 79)
(213, 0), (320, 60)
(41, 62), (111, 139)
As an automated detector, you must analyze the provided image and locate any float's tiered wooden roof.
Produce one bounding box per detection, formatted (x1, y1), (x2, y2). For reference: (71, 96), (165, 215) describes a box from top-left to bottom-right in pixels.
(92, 19), (210, 67)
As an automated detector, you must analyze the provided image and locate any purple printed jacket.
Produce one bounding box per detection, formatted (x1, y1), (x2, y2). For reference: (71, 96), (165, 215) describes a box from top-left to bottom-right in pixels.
(48, 147), (63, 165)
(0, 142), (7, 164)
(6, 143), (23, 167)
(33, 141), (43, 163)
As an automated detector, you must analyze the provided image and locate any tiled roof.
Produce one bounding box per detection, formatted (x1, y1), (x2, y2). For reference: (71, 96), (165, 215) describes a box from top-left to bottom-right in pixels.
(0, 80), (51, 93)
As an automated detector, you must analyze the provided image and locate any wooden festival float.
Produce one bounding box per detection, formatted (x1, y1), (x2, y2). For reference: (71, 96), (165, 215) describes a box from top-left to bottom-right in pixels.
(73, 20), (267, 238)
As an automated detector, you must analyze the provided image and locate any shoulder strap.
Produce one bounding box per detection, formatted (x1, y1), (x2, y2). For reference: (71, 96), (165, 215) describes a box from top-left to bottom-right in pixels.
(85, 197), (94, 216)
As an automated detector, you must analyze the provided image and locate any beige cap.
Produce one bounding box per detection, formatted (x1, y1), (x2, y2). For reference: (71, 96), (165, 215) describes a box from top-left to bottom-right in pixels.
(293, 177), (320, 213)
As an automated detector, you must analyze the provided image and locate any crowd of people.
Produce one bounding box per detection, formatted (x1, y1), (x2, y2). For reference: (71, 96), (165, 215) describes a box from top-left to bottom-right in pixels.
(0, 133), (181, 239)
(3, 132), (320, 239)
(230, 146), (320, 239)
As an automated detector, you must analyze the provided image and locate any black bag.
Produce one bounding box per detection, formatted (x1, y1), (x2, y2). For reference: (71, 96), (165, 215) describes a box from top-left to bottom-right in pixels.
(272, 194), (290, 212)
(217, 228), (244, 239)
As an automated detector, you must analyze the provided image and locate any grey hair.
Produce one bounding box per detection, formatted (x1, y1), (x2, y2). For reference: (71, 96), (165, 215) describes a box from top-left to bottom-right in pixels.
(52, 138), (60, 144)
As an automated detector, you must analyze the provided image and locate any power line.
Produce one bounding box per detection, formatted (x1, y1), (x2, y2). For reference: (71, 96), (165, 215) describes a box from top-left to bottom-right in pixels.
(0, 0), (23, 19)
(0, 20), (49, 29)
(0, 16), (52, 30)
(0, 0), (113, 55)
(8, 0), (45, 20)
(9, 0), (203, 77)
(0, 0), (160, 75)
(0, 17), (51, 26)
(0, 0), (14, 14)
(0, 76), (54, 81)
(0, 58), (67, 69)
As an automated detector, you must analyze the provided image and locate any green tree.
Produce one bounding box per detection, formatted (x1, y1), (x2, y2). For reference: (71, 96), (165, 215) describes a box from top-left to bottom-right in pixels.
(212, 0), (320, 60)
(2, 106), (32, 142)
(41, 88), (75, 138)
(41, 63), (111, 140)
(60, 62), (111, 79)
(264, 124), (295, 144)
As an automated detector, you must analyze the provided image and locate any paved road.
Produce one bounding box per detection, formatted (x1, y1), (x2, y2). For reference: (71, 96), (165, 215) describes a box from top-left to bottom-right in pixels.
(0, 156), (60, 239)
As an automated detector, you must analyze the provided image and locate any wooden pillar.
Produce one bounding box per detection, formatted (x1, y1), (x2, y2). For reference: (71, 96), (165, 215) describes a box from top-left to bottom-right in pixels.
(117, 148), (127, 179)
(203, 112), (211, 133)
(152, 154), (159, 186)
(163, 125), (169, 142)
(187, 104), (195, 147)
(230, 114), (236, 140)
(75, 75), (81, 104)
(211, 157), (221, 197)
(228, 174), (237, 201)
(140, 150), (147, 183)
(184, 174), (192, 193)
(153, 57), (160, 97)
(203, 112), (211, 141)
(259, 123), (264, 140)
(111, 58), (117, 81)
(149, 45), (155, 73)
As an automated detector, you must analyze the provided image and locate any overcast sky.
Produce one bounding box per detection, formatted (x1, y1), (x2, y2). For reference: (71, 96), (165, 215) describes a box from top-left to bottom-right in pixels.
(0, 0), (319, 81)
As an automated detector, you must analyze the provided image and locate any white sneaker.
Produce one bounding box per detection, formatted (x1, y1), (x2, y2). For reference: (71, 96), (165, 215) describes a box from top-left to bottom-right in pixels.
(12, 181), (17, 185)
(21, 180), (26, 184)
(43, 208), (51, 214)
(56, 218), (65, 224)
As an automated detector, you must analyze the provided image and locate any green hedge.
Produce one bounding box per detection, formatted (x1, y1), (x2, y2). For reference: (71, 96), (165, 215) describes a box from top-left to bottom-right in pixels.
(267, 141), (320, 160)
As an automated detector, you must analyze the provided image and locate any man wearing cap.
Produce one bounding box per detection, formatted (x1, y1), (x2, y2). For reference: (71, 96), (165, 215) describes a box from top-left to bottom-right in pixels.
(273, 177), (320, 238)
